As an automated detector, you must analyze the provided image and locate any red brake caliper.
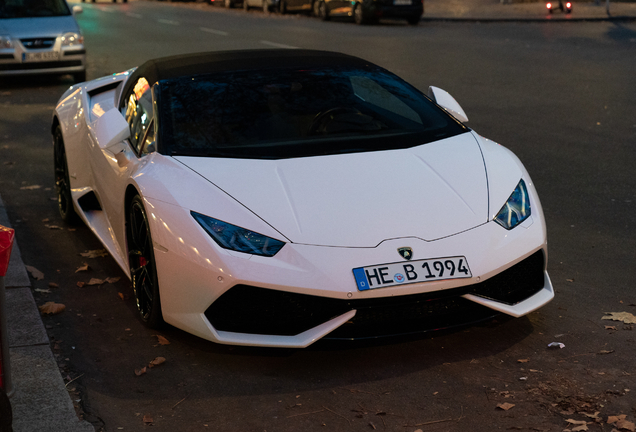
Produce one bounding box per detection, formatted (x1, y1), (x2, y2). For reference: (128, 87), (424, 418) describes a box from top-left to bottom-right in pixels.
(139, 256), (147, 267)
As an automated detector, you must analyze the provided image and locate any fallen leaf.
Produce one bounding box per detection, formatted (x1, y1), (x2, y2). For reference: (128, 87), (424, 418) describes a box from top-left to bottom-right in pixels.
(517, 359), (530, 363)
(598, 350), (615, 355)
(48, 282), (59, 288)
(497, 403), (515, 411)
(44, 224), (62, 230)
(142, 414), (153, 424)
(118, 292), (124, 300)
(25, 265), (44, 280)
(87, 278), (105, 286)
(34, 288), (51, 294)
(616, 420), (636, 431)
(105, 277), (121, 284)
(38, 302), (65, 315)
(77, 281), (86, 288)
(561, 408), (575, 416)
(20, 185), (41, 190)
(80, 249), (109, 258)
(605, 326), (618, 330)
(602, 312), (636, 325)
(134, 367), (147, 376)
(155, 335), (170, 345)
(566, 419), (587, 426)
(571, 425), (588, 432)
(75, 263), (90, 273)
(608, 415), (627, 424)
(148, 357), (165, 368)
(41, 218), (50, 223)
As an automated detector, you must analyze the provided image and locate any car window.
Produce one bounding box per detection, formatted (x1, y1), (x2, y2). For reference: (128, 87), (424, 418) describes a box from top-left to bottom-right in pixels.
(140, 120), (156, 156)
(157, 66), (467, 160)
(0, 0), (71, 18)
(124, 77), (154, 155)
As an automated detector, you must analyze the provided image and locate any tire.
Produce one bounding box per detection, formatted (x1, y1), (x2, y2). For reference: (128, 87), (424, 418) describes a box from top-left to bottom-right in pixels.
(279, 0), (287, 13)
(127, 195), (164, 328)
(243, 0), (249, 10)
(262, 0), (269, 12)
(53, 126), (80, 225)
(406, 14), (420, 25)
(73, 70), (86, 83)
(225, 0), (233, 8)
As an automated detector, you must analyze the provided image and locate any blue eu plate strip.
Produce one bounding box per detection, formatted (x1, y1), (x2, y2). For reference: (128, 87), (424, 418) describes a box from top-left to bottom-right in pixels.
(353, 267), (370, 291)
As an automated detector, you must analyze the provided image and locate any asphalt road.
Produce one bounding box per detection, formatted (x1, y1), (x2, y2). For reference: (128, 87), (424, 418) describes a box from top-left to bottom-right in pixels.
(0, 2), (635, 431)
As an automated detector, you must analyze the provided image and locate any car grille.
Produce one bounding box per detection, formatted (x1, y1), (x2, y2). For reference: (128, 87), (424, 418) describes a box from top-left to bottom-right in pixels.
(20, 38), (56, 49)
(0, 60), (82, 71)
(205, 250), (545, 339)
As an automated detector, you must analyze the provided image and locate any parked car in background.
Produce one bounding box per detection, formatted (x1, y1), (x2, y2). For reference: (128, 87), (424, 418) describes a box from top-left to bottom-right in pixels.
(0, 0), (86, 82)
(242, 0), (277, 12)
(314, 0), (422, 24)
(278, 0), (313, 14)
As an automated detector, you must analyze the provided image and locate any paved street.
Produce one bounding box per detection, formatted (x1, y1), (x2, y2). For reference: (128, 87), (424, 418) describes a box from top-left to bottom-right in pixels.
(0, 1), (635, 431)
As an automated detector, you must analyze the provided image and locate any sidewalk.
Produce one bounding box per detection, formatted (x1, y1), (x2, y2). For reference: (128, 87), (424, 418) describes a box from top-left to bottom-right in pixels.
(423, 0), (636, 21)
(1, 195), (94, 432)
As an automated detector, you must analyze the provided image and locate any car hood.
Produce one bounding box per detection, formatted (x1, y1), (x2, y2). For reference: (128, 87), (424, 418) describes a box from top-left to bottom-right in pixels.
(0, 16), (79, 38)
(174, 132), (489, 247)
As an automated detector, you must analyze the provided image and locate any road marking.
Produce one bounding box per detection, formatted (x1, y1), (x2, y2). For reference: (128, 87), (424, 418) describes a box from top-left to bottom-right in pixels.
(200, 27), (229, 36)
(260, 40), (297, 49)
(127, 12), (143, 18)
(158, 19), (180, 25)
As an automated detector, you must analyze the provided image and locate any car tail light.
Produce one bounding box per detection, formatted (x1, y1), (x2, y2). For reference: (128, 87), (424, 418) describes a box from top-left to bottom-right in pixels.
(566, 2), (571, 7)
(546, 2), (552, 8)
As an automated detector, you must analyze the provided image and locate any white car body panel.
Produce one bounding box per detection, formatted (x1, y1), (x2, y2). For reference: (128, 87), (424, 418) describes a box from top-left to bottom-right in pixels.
(52, 64), (554, 348)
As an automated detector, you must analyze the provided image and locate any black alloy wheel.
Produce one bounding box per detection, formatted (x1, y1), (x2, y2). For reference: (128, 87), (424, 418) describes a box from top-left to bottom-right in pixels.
(127, 195), (164, 328)
(53, 126), (79, 224)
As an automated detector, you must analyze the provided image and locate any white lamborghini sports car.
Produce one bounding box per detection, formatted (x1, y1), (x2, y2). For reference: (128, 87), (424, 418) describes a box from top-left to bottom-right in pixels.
(52, 50), (554, 348)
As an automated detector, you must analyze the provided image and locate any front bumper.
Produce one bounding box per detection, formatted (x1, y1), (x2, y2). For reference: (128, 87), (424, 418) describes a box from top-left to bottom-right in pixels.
(147, 193), (553, 348)
(0, 39), (85, 76)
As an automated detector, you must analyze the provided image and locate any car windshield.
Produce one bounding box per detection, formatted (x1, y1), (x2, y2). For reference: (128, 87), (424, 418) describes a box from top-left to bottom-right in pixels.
(0, 0), (70, 18)
(157, 66), (468, 159)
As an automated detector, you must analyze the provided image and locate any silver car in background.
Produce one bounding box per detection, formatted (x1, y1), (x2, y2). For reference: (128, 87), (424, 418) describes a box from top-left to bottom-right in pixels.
(0, 0), (86, 82)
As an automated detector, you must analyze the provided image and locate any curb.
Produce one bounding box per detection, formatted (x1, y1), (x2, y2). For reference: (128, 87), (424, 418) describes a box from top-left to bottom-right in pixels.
(0, 194), (94, 432)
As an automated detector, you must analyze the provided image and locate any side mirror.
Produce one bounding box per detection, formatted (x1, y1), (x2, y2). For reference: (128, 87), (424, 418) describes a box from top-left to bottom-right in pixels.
(72, 5), (83, 14)
(428, 86), (469, 123)
(92, 108), (130, 155)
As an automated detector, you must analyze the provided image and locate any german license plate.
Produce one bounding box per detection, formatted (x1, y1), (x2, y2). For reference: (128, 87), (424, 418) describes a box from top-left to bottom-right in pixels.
(22, 51), (59, 62)
(353, 256), (471, 291)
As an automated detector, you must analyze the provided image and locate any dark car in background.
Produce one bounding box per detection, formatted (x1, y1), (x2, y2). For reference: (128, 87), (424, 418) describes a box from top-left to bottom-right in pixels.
(314, 0), (422, 24)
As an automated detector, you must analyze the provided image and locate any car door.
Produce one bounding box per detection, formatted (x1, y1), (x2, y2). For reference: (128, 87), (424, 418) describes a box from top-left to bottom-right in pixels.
(88, 76), (156, 263)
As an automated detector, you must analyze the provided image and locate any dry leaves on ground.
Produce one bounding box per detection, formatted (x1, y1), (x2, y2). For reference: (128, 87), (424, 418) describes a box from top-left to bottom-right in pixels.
(38, 302), (65, 315)
(496, 403), (515, 411)
(608, 415), (636, 432)
(85, 277), (121, 286)
(154, 335), (170, 346)
(142, 414), (153, 425)
(75, 263), (90, 273)
(135, 357), (166, 376)
(19, 185), (41, 190)
(25, 265), (44, 280)
(602, 312), (636, 325)
(79, 249), (109, 258)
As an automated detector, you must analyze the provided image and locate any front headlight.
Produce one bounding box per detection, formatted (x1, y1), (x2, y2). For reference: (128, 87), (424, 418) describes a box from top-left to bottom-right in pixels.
(60, 32), (83, 47)
(494, 179), (531, 230)
(191, 211), (285, 257)
(0, 35), (13, 49)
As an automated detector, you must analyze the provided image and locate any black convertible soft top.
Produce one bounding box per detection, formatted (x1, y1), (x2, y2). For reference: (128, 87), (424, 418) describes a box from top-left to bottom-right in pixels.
(120, 49), (375, 108)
